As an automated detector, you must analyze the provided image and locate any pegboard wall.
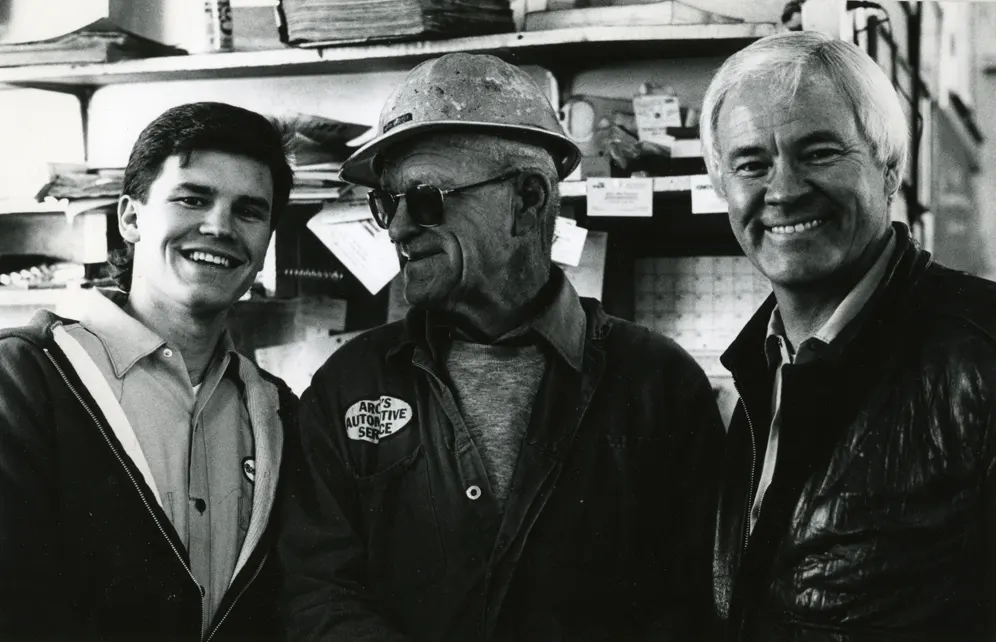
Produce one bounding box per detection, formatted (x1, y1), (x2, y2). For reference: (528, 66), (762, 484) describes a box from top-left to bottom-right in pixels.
(633, 255), (770, 379)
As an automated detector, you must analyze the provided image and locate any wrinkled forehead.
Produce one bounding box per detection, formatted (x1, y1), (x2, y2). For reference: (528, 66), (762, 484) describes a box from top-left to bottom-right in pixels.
(152, 150), (275, 201)
(716, 72), (860, 153)
(380, 132), (504, 184)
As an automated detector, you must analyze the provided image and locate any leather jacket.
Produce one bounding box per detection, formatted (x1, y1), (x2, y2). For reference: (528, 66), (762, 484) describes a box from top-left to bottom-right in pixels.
(713, 224), (996, 641)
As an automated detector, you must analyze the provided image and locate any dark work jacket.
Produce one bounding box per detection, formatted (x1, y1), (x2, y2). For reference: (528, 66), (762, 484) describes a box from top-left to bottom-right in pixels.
(0, 311), (298, 642)
(713, 223), (996, 642)
(278, 294), (725, 642)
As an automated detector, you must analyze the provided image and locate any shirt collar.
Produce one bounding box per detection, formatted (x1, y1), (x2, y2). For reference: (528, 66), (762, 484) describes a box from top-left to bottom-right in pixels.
(422, 266), (586, 372)
(518, 266), (586, 372)
(764, 310), (792, 369)
(74, 289), (166, 378)
(765, 229), (896, 365)
(72, 288), (239, 379)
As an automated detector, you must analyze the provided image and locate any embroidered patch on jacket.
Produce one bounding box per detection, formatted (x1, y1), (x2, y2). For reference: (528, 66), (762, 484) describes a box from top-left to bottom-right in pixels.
(345, 395), (413, 444)
(242, 457), (256, 484)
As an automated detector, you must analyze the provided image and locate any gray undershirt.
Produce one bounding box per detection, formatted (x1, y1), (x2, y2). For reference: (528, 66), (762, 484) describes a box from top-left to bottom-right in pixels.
(445, 340), (547, 504)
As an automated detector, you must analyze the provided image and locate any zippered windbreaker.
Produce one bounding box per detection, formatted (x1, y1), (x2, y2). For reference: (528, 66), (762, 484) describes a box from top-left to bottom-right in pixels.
(0, 311), (297, 642)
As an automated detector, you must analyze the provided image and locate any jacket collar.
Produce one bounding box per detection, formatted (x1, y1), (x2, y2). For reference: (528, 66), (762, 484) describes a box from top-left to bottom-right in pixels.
(70, 288), (238, 380)
(72, 289), (165, 378)
(722, 221), (933, 377)
(763, 229), (897, 367)
(388, 265), (587, 372)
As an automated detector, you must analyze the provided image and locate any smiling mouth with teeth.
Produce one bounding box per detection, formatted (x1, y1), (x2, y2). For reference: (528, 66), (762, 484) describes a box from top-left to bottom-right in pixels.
(183, 250), (237, 268)
(768, 218), (826, 235)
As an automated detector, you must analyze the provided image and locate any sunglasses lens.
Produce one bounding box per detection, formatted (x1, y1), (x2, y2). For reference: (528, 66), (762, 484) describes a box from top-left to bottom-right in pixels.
(406, 185), (445, 227)
(367, 190), (396, 229)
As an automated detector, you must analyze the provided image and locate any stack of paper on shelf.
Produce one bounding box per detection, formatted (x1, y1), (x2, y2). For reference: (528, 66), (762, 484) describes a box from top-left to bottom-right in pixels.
(291, 163), (352, 201)
(279, 0), (514, 46)
(279, 113), (371, 201)
(0, 18), (185, 67)
(38, 165), (123, 200)
(524, 0), (741, 31)
(306, 200), (400, 295)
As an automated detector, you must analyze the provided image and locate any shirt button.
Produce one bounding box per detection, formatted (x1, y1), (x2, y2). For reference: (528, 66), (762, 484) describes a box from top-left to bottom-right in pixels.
(466, 485), (482, 500)
(163, 348), (173, 358)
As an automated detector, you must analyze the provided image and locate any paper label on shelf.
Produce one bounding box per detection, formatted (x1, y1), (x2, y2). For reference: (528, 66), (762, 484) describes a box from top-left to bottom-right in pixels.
(689, 175), (728, 214)
(551, 217), (588, 267)
(633, 94), (681, 145)
(78, 211), (107, 263)
(310, 198), (373, 225)
(306, 214), (399, 294)
(562, 230), (607, 301)
(586, 178), (653, 218)
(670, 138), (704, 158)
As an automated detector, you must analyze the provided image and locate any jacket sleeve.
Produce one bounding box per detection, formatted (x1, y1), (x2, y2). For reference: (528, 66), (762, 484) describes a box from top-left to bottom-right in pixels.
(0, 337), (66, 638)
(988, 426), (996, 639)
(983, 350), (996, 639)
(276, 376), (413, 642)
(648, 347), (725, 641)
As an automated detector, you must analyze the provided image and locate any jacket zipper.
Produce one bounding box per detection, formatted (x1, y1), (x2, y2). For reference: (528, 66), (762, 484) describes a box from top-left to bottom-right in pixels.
(732, 379), (757, 557)
(204, 552), (267, 642)
(45, 349), (205, 638)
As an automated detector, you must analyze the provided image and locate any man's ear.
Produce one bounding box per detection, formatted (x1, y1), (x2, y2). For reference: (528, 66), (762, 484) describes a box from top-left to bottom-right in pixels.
(884, 162), (900, 199)
(511, 171), (551, 237)
(118, 195), (141, 244)
(707, 159), (727, 201)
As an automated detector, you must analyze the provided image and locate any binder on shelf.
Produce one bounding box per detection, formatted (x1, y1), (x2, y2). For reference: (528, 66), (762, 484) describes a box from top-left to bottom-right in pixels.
(0, 17), (184, 67)
(524, 0), (741, 31)
(278, 0), (514, 46)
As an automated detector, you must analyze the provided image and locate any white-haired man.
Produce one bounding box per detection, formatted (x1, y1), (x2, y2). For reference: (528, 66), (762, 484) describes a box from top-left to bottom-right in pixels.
(702, 30), (996, 641)
(277, 53), (725, 641)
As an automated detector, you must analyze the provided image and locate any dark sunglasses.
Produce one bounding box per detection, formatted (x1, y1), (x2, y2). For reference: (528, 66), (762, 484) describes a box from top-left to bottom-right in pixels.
(367, 171), (521, 230)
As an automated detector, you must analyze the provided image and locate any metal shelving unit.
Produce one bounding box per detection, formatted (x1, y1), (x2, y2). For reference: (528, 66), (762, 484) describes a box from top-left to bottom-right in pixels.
(0, 22), (778, 319)
(0, 24), (776, 91)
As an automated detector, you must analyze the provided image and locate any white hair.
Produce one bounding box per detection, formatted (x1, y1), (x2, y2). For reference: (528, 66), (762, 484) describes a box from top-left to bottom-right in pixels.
(700, 31), (909, 198)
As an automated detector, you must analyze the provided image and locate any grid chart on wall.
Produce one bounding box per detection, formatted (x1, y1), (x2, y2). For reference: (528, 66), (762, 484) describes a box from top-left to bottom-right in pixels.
(634, 256), (771, 378)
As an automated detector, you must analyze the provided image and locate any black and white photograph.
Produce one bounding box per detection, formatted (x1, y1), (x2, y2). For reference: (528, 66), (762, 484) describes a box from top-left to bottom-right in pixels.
(0, 0), (994, 640)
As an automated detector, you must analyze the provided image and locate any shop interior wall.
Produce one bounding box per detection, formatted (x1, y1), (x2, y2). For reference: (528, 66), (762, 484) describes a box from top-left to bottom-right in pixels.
(85, 56), (732, 163)
(977, 71), (996, 282)
(82, 55), (733, 322)
(974, 1), (996, 283)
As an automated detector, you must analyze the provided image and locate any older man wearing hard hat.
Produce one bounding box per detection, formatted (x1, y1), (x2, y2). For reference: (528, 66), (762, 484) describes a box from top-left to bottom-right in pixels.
(276, 53), (724, 642)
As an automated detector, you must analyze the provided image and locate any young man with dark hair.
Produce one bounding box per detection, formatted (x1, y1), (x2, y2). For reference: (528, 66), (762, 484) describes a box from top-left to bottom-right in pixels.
(0, 101), (297, 641)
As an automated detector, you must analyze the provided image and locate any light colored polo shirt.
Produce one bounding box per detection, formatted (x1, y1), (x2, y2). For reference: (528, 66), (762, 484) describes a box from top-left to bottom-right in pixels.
(64, 290), (254, 637)
(748, 231), (897, 536)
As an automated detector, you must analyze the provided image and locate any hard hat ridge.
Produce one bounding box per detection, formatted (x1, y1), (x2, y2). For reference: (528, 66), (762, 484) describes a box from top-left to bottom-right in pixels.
(339, 53), (582, 187)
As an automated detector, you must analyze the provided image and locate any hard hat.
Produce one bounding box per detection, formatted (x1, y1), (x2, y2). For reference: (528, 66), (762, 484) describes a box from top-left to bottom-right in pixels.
(339, 53), (582, 187)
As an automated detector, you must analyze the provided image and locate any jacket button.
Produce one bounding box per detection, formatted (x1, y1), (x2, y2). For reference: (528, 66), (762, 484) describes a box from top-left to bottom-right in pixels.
(466, 485), (482, 500)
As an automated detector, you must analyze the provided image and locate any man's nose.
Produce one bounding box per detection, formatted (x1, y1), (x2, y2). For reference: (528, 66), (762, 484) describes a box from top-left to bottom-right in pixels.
(387, 198), (421, 244)
(764, 159), (809, 206)
(200, 202), (235, 237)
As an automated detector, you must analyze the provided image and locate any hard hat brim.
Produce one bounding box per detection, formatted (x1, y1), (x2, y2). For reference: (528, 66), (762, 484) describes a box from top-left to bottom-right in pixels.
(338, 120), (582, 188)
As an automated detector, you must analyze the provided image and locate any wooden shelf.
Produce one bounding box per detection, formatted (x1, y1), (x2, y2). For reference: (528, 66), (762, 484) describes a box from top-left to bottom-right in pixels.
(0, 24), (776, 90)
